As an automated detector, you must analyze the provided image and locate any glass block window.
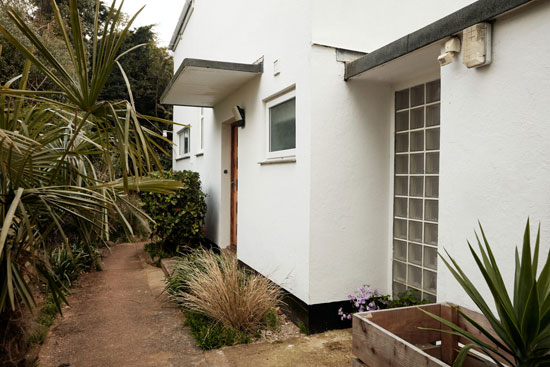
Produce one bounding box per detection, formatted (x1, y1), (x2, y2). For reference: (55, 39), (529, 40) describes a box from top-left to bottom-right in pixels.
(392, 80), (440, 302)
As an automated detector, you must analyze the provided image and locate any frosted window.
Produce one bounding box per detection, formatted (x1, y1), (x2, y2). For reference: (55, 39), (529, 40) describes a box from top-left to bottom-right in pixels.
(410, 153), (424, 174)
(394, 240), (407, 261)
(426, 128), (440, 150)
(394, 219), (407, 240)
(408, 221), (422, 242)
(395, 89), (409, 110)
(178, 128), (190, 156)
(395, 176), (408, 196)
(394, 261), (406, 282)
(392, 80), (441, 300)
(410, 107), (424, 129)
(395, 155), (408, 174)
(394, 198), (407, 218)
(411, 84), (424, 107)
(395, 133), (409, 153)
(270, 97), (296, 152)
(426, 104), (440, 127)
(410, 131), (424, 151)
(408, 265), (422, 288)
(409, 177), (423, 197)
(409, 199), (423, 220)
(425, 200), (438, 222)
(408, 243), (423, 265)
(396, 111), (409, 131)
(426, 80), (440, 103)
(426, 153), (439, 174)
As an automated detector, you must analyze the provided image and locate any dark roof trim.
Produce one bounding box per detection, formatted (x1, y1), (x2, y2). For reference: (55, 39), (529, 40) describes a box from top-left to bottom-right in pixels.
(160, 58), (264, 103)
(168, 0), (193, 51)
(345, 0), (534, 80)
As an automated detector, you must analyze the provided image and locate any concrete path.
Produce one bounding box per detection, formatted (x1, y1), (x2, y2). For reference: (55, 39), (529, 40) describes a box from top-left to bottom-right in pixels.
(39, 242), (206, 367)
(39, 242), (354, 367)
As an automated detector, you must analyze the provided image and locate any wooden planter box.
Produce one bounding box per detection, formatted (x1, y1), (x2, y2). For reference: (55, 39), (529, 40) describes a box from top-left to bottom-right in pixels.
(352, 303), (512, 367)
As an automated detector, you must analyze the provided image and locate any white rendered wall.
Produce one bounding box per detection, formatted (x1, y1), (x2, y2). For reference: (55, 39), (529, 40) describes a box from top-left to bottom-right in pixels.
(312, 0), (476, 52)
(308, 45), (393, 304)
(171, 0), (313, 302)
(437, 1), (550, 309)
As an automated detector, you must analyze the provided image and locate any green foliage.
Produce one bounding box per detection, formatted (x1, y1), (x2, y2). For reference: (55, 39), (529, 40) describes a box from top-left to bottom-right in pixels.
(264, 308), (279, 329)
(165, 250), (209, 296)
(298, 321), (309, 335)
(141, 170), (207, 254)
(144, 241), (171, 267)
(27, 296), (60, 347)
(183, 311), (250, 350)
(387, 290), (429, 308)
(48, 242), (99, 288)
(422, 220), (550, 367)
(0, 0), (181, 316)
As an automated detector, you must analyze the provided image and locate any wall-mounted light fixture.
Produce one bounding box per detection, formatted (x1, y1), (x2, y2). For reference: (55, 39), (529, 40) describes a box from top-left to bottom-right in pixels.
(438, 37), (461, 66)
(462, 22), (492, 68)
(232, 106), (245, 127)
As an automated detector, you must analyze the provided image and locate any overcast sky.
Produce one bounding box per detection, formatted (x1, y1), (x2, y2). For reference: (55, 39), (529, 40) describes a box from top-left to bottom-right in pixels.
(120, 0), (185, 48)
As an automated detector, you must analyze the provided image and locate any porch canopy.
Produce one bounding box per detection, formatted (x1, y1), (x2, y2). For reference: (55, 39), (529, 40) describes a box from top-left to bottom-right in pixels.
(344, 0), (533, 81)
(160, 58), (263, 107)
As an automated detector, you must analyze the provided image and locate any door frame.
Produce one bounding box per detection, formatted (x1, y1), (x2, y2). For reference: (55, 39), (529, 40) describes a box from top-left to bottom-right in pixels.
(230, 123), (238, 250)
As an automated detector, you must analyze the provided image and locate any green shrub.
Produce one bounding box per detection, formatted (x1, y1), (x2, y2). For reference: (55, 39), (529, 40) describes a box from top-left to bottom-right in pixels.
(48, 242), (100, 288)
(264, 308), (279, 329)
(387, 289), (429, 308)
(183, 311), (250, 350)
(141, 170), (207, 255)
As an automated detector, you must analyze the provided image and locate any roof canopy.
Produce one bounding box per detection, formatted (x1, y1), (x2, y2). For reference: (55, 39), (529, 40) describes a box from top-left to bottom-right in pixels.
(160, 58), (263, 107)
(345, 0), (533, 80)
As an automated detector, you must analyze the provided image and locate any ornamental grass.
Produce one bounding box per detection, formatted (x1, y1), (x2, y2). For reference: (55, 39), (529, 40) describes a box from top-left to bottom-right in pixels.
(171, 250), (282, 332)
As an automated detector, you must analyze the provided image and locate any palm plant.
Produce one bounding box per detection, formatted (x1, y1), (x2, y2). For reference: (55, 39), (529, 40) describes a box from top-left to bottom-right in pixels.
(423, 220), (550, 366)
(0, 0), (182, 317)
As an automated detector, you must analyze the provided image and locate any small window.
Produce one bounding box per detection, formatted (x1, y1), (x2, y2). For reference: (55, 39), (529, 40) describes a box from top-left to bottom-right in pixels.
(178, 127), (190, 157)
(266, 90), (296, 158)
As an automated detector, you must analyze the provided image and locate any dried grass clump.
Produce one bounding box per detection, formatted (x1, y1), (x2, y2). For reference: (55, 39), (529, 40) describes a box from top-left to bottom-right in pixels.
(173, 250), (281, 332)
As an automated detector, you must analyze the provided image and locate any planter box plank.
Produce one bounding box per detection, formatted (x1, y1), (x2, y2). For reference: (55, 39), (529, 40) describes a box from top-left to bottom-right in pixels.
(353, 303), (509, 367)
(353, 304), (447, 367)
(363, 303), (442, 344)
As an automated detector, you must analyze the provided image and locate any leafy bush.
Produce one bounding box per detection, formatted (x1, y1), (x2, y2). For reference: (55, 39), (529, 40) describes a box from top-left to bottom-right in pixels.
(169, 250), (282, 333)
(141, 170), (207, 254)
(48, 242), (100, 288)
(423, 220), (550, 367)
(338, 285), (428, 320)
(183, 311), (250, 350)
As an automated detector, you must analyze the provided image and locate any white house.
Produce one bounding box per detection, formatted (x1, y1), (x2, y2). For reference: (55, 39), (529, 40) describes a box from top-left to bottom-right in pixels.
(161, 0), (550, 332)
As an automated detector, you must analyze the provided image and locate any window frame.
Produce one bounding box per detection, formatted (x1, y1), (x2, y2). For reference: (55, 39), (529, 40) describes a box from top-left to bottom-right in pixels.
(197, 107), (204, 154)
(265, 89), (296, 159)
(177, 127), (191, 158)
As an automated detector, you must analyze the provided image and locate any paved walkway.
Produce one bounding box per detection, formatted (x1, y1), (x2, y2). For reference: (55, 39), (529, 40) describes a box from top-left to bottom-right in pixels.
(39, 242), (206, 367)
(39, 242), (354, 367)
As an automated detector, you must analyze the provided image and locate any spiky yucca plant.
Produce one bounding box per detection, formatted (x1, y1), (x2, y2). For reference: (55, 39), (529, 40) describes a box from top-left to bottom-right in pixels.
(423, 220), (550, 366)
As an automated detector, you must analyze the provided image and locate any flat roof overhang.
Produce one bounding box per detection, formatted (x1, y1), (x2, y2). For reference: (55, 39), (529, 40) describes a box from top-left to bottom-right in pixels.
(161, 58), (263, 107)
(345, 0), (535, 81)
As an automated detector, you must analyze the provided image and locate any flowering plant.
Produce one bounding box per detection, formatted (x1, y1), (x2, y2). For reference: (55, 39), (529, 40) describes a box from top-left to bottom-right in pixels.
(338, 285), (390, 320)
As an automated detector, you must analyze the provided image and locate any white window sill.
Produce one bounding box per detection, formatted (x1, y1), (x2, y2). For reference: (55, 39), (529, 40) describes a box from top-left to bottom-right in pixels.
(175, 154), (191, 161)
(258, 156), (296, 165)
(195, 151), (204, 157)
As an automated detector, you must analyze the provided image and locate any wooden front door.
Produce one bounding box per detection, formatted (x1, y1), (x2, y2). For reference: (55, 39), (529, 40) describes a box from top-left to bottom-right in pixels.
(230, 124), (238, 249)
